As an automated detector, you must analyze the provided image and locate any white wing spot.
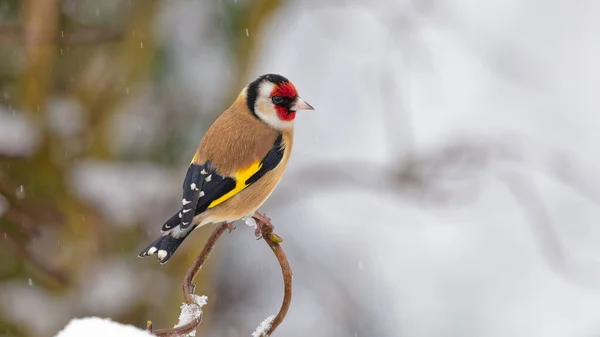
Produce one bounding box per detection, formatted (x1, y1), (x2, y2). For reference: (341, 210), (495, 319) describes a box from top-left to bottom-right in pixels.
(199, 191), (205, 198)
(182, 222), (189, 226)
(190, 183), (199, 191)
(147, 247), (157, 255)
(205, 175), (212, 182)
(182, 198), (191, 205)
(157, 250), (168, 260)
(201, 169), (207, 175)
(178, 212), (182, 218)
(183, 208), (192, 213)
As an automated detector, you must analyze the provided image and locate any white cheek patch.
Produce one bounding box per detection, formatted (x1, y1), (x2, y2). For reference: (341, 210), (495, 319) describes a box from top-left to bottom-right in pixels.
(254, 81), (295, 130)
(256, 99), (275, 116)
(259, 81), (275, 98)
(257, 109), (295, 130)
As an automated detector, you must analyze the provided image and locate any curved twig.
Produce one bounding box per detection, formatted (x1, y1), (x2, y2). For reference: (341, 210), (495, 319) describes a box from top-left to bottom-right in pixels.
(254, 216), (293, 336)
(148, 223), (228, 337)
(151, 315), (203, 337)
(147, 215), (293, 337)
(182, 224), (229, 303)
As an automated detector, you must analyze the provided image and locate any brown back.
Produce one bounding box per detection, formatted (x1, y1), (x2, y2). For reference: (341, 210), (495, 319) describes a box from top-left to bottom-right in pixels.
(192, 93), (280, 175)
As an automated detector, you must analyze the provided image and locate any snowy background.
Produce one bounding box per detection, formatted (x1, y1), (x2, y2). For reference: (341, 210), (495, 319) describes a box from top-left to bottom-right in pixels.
(2, 0), (600, 336)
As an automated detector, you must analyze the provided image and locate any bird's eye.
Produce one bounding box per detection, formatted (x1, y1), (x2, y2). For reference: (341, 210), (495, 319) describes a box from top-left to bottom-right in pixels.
(272, 96), (283, 104)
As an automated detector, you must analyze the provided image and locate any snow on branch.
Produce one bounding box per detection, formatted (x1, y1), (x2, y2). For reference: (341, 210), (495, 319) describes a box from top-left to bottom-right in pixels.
(252, 315), (275, 337)
(169, 295), (208, 337)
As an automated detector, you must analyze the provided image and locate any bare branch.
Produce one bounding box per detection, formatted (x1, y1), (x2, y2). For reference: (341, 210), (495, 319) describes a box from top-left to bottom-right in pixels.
(149, 223), (227, 337)
(181, 224), (228, 303)
(147, 214), (293, 336)
(252, 214), (293, 336)
(151, 314), (203, 337)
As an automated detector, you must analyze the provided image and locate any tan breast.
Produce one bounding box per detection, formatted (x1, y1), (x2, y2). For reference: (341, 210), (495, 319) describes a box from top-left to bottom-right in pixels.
(197, 129), (293, 225)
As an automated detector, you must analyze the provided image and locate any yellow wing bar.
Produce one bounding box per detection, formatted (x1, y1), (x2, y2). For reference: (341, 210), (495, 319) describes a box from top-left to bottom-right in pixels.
(208, 160), (262, 208)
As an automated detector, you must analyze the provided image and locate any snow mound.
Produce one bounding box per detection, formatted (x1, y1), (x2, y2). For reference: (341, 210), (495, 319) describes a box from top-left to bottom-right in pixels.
(54, 317), (153, 337)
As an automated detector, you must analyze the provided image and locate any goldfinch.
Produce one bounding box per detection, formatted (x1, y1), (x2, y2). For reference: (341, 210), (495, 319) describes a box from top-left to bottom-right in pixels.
(139, 74), (314, 264)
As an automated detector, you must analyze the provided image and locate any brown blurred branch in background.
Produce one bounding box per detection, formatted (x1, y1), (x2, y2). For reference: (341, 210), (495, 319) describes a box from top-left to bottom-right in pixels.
(0, 25), (124, 45)
(147, 214), (293, 336)
(1, 230), (68, 284)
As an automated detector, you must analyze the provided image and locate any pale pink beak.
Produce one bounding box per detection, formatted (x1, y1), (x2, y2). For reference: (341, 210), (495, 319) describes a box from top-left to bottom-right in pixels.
(291, 97), (314, 111)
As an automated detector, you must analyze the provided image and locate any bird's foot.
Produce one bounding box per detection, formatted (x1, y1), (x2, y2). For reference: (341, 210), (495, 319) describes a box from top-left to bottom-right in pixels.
(252, 212), (282, 242)
(224, 222), (236, 233)
(252, 212), (270, 238)
(254, 225), (262, 239)
(253, 211), (271, 224)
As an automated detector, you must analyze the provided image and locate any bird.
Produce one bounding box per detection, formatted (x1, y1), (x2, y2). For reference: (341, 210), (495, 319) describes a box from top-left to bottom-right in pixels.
(138, 74), (314, 264)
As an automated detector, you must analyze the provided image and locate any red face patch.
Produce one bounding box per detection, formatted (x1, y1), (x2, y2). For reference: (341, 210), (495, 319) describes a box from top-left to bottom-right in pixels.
(271, 82), (298, 122)
(275, 106), (296, 121)
(271, 82), (298, 99)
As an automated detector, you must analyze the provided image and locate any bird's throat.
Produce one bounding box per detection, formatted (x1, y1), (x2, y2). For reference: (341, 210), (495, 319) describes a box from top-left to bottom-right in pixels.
(275, 106), (296, 121)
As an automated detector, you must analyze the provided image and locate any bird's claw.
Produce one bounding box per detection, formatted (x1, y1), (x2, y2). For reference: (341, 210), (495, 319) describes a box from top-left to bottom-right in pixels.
(255, 226), (263, 239)
(253, 212), (271, 224)
(252, 211), (276, 240)
(225, 222), (236, 233)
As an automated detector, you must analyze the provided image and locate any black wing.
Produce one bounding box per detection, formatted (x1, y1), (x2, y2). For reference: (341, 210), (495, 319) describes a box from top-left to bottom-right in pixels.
(162, 161), (235, 231)
(245, 133), (285, 185)
(161, 133), (285, 231)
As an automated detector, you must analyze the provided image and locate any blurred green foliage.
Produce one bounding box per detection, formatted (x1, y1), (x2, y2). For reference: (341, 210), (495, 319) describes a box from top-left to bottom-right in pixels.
(0, 0), (282, 336)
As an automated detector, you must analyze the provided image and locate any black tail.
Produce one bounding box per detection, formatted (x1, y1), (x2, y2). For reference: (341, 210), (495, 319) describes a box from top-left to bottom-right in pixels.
(138, 227), (192, 264)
